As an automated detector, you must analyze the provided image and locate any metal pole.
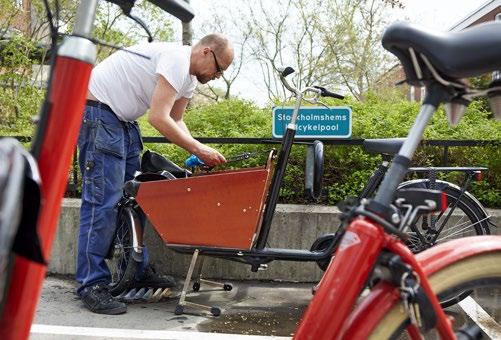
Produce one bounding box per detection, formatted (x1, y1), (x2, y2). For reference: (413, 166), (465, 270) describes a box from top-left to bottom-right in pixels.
(0, 1), (98, 338)
(256, 92), (302, 249)
(493, 14), (501, 82)
(181, 0), (192, 45)
(374, 103), (436, 206)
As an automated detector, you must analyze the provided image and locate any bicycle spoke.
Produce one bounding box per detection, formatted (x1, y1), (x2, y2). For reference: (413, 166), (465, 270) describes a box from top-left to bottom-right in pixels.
(106, 215), (135, 288)
(436, 216), (491, 243)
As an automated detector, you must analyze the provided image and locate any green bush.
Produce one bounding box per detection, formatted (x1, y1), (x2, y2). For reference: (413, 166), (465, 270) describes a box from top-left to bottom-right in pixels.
(3, 92), (500, 208)
(138, 99), (274, 169)
(0, 34), (44, 133)
(139, 95), (501, 208)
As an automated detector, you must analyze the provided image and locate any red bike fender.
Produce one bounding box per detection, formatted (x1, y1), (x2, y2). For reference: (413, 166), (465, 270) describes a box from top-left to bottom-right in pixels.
(415, 235), (501, 274)
(342, 235), (501, 338)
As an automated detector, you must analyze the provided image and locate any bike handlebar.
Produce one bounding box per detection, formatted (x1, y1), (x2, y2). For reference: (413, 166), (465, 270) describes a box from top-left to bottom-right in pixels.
(107, 0), (194, 22)
(313, 86), (345, 99)
(278, 66), (344, 99)
(281, 66), (295, 78)
(146, 0), (195, 22)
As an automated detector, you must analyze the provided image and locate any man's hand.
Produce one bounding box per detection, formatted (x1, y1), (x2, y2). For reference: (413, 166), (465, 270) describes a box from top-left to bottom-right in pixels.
(194, 144), (226, 166)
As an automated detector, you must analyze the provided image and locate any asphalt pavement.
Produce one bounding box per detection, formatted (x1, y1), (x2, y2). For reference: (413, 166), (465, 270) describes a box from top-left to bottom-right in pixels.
(31, 275), (313, 339)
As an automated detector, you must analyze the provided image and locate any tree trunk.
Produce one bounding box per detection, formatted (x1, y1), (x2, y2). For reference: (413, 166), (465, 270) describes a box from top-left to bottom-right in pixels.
(22, 0), (32, 35)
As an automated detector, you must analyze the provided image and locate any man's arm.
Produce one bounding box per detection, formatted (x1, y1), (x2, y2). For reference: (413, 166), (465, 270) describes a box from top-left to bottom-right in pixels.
(170, 97), (192, 136)
(148, 75), (226, 166)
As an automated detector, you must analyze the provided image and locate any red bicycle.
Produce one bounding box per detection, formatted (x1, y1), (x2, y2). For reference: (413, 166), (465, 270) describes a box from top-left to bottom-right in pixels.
(294, 22), (501, 339)
(0, 1), (194, 339)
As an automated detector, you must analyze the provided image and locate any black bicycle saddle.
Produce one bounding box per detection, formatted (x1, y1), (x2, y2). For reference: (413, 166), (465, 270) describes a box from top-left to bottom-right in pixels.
(363, 138), (405, 156)
(140, 150), (190, 178)
(382, 21), (501, 85)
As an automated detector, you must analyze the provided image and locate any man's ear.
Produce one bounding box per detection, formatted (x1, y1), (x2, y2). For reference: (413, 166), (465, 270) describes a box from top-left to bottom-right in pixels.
(202, 47), (210, 55)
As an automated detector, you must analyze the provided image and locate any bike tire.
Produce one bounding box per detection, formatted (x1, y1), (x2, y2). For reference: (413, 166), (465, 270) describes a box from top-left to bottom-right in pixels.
(367, 250), (501, 339)
(398, 180), (490, 252)
(106, 207), (140, 296)
(313, 180), (490, 272)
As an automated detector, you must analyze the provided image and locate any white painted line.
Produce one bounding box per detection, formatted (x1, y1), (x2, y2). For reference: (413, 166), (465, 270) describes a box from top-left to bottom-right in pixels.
(458, 296), (501, 339)
(31, 324), (292, 340)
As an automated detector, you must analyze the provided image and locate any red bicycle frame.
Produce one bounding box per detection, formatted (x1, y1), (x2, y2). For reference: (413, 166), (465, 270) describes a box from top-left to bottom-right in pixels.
(344, 235), (501, 339)
(295, 216), (454, 340)
(0, 45), (95, 340)
(0, 1), (194, 338)
(0, 2), (98, 339)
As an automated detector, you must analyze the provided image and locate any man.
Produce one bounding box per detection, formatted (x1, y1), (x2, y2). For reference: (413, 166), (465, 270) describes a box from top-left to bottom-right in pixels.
(76, 34), (233, 314)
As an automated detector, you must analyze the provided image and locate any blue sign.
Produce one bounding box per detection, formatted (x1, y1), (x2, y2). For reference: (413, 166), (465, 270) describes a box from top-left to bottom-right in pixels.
(272, 106), (352, 139)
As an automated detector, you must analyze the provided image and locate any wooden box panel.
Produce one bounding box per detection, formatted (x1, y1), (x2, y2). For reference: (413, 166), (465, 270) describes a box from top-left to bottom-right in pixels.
(135, 167), (270, 249)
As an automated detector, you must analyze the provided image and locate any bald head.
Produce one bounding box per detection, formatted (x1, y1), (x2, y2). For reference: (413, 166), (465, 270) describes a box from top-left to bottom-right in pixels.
(195, 33), (234, 58)
(190, 33), (234, 84)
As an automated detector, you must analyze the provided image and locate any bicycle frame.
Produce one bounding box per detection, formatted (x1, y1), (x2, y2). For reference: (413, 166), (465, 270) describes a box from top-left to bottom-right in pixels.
(295, 217), (456, 339)
(295, 83), (464, 339)
(0, 7), (97, 340)
(0, 1), (194, 339)
(129, 75), (340, 268)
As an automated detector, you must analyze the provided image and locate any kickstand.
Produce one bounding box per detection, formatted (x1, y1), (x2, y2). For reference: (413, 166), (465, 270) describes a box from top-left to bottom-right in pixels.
(192, 256), (233, 293)
(174, 249), (231, 317)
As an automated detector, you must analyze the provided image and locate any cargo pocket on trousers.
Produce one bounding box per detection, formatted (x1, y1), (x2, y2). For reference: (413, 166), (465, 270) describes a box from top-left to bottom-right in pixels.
(82, 152), (105, 205)
(82, 121), (123, 205)
(95, 120), (124, 159)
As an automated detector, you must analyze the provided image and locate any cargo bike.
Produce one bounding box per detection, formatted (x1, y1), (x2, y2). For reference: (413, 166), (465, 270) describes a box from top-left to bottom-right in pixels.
(106, 67), (492, 316)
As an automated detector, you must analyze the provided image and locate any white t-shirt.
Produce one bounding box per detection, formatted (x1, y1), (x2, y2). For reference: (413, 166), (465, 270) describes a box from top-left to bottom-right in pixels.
(89, 42), (198, 121)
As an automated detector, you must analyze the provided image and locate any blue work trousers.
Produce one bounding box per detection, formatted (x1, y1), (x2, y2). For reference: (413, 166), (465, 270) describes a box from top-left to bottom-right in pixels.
(75, 104), (147, 294)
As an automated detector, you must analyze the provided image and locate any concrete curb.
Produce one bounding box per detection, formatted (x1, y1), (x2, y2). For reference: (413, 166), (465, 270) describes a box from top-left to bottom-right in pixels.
(48, 199), (500, 282)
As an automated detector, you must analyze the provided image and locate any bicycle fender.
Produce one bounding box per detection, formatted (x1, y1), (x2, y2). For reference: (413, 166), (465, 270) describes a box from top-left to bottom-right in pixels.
(342, 235), (501, 339)
(398, 179), (490, 220)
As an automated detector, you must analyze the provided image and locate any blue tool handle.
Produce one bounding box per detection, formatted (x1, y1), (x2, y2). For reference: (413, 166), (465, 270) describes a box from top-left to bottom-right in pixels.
(184, 154), (204, 168)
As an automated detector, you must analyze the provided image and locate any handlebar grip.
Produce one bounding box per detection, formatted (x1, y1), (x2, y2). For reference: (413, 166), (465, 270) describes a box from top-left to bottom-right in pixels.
(146, 0), (195, 22)
(281, 67), (295, 78)
(313, 86), (344, 99)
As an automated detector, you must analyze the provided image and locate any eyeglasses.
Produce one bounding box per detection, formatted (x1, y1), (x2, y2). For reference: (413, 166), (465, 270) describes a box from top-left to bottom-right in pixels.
(210, 50), (223, 75)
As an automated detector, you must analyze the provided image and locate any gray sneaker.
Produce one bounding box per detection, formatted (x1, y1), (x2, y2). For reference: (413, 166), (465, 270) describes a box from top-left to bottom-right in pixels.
(81, 283), (127, 314)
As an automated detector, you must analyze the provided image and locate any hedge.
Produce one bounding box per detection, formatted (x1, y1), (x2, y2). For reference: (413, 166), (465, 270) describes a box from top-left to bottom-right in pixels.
(140, 95), (501, 208)
(2, 93), (500, 207)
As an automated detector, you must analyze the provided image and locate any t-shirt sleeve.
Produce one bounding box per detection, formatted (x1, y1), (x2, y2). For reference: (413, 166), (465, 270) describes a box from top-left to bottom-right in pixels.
(181, 79), (198, 99)
(155, 52), (186, 93)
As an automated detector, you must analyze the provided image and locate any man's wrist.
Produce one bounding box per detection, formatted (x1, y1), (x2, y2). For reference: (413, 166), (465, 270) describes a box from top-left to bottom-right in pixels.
(188, 140), (202, 155)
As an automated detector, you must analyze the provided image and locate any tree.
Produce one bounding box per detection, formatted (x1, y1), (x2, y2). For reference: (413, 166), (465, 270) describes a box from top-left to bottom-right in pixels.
(182, 0), (192, 45)
(0, 0), (174, 130)
(194, 3), (252, 102)
(202, 0), (400, 102)
(93, 0), (174, 61)
(315, 0), (397, 100)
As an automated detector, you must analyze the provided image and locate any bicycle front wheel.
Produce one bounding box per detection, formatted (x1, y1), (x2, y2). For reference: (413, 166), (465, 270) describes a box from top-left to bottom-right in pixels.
(105, 206), (140, 296)
(398, 180), (491, 253)
(368, 250), (501, 339)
